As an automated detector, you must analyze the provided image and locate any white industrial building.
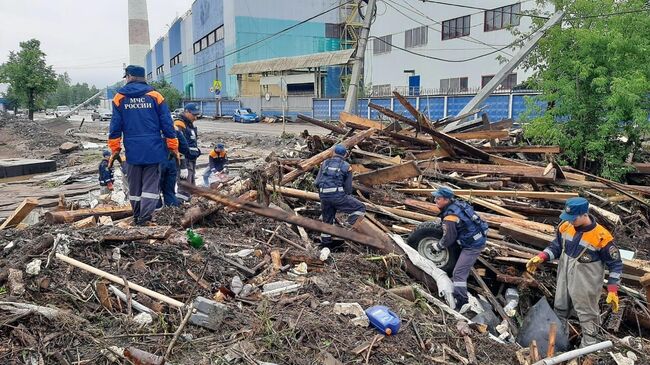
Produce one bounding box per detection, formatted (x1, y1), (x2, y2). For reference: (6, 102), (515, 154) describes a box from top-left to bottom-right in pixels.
(364, 0), (550, 96)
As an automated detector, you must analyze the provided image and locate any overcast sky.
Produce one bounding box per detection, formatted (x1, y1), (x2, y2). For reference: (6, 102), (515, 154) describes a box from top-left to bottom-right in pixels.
(0, 0), (194, 91)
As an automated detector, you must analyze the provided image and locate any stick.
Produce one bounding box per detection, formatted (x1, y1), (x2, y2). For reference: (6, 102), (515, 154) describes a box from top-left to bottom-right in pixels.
(108, 285), (156, 316)
(546, 322), (557, 357)
(442, 343), (469, 365)
(165, 304), (194, 359)
(56, 253), (184, 308)
(464, 335), (477, 365)
(365, 334), (381, 365)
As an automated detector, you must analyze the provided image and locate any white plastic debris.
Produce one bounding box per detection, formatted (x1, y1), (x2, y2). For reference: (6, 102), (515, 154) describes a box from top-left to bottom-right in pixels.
(319, 247), (331, 261)
(290, 262), (308, 276)
(25, 259), (42, 276)
(54, 234), (71, 256)
(101, 346), (125, 363)
(262, 280), (300, 296)
(503, 288), (519, 317)
(227, 248), (255, 258)
(112, 247), (121, 262)
(333, 302), (369, 327)
(110, 191), (127, 205)
(231, 276), (243, 295)
(239, 284), (253, 297)
(132, 312), (153, 326)
(3, 241), (15, 253)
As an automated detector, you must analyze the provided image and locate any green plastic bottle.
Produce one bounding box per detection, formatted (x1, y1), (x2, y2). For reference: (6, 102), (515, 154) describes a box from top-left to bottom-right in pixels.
(186, 229), (204, 249)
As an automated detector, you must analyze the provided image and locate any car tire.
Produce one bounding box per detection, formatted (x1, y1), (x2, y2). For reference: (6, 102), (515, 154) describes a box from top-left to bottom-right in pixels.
(406, 221), (461, 275)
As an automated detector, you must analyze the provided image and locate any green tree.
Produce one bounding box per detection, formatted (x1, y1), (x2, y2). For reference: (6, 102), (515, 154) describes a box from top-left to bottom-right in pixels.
(150, 79), (183, 109)
(519, 0), (650, 180)
(0, 39), (57, 120)
(1, 86), (21, 113)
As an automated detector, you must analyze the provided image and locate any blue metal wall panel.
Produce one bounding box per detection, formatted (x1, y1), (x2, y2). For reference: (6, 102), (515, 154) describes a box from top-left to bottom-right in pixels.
(392, 97), (417, 117)
(154, 39), (164, 68)
(480, 95), (510, 121)
(169, 20), (182, 57)
(418, 96), (444, 120)
(446, 96), (474, 116)
(192, 0), (224, 99)
(369, 98), (391, 119)
(357, 98), (369, 117)
(145, 51), (152, 76)
(313, 99), (330, 119)
(324, 66), (342, 98)
(170, 64), (184, 92)
(220, 100), (240, 116)
(331, 99), (345, 120)
(512, 95), (546, 120)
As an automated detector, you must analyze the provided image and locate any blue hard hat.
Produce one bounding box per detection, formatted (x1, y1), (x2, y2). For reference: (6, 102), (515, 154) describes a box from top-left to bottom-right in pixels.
(123, 65), (145, 78)
(432, 186), (454, 199)
(102, 149), (111, 157)
(215, 143), (225, 150)
(333, 144), (347, 156)
(184, 103), (201, 116)
(560, 197), (589, 222)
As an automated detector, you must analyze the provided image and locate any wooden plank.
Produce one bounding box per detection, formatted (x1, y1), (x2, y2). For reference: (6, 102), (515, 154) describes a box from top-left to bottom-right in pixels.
(448, 130), (509, 140)
(631, 163), (650, 174)
(479, 146), (561, 154)
(355, 161), (421, 186)
(297, 114), (347, 134)
(351, 148), (402, 165)
(0, 198), (38, 230)
(44, 205), (133, 224)
(340, 111), (385, 130)
(499, 223), (554, 249)
(420, 162), (556, 181)
(412, 149), (451, 160)
(395, 189), (577, 200)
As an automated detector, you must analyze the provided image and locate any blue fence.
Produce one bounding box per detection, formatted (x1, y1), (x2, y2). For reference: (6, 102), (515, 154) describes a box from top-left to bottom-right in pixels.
(183, 99), (241, 117)
(313, 91), (543, 121)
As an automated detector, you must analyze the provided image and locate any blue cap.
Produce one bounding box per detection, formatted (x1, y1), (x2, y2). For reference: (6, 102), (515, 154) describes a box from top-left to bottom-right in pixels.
(560, 197), (589, 222)
(334, 144), (347, 156)
(184, 103), (201, 116)
(102, 149), (111, 157)
(432, 186), (454, 199)
(215, 143), (225, 150)
(123, 65), (145, 78)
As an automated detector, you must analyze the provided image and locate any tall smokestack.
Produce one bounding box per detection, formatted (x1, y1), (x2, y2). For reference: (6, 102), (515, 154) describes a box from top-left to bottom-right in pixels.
(128, 0), (150, 66)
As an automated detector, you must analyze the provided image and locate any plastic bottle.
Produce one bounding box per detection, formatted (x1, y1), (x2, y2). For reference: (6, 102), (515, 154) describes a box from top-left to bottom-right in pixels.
(123, 347), (165, 365)
(365, 305), (401, 335)
(186, 229), (204, 249)
(503, 288), (519, 317)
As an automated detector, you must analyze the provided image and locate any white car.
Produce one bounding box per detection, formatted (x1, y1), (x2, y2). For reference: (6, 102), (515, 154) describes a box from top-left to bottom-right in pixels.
(92, 109), (112, 121)
(55, 105), (72, 118)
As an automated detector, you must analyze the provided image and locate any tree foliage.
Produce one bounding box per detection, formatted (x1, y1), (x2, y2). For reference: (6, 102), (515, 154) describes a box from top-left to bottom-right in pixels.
(150, 79), (183, 109)
(519, 0), (650, 180)
(46, 72), (100, 108)
(0, 39), (57, 120)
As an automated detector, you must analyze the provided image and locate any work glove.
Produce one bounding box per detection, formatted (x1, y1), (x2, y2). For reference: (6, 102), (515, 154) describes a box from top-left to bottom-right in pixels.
(606, 286), (619, 313)
(108, 151), (122, 169)
(179, 169), (189, 180)
(526, 254), (546, 274)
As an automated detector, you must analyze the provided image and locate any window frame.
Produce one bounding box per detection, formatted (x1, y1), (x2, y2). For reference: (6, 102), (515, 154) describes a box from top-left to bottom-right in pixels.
(442, 15), (471, 40)
(484, 3), (521, 32)
(373, 34), (392, 54)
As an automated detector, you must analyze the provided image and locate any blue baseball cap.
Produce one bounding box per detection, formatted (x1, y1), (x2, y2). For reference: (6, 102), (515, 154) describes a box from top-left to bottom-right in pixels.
(215, 143), (225, 150)
(123, 65), (145, 78)
(334, 144), (347, 156)
(432, 186), (454, 199)
(560, 197), (589, 222)
(102, 149), (111, 157)
(184, 103), (201, 116)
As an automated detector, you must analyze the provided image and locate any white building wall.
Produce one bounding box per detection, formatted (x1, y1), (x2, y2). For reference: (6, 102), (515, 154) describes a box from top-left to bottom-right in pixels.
(364, 0), (551, 95)
(163, 35), (171, 79)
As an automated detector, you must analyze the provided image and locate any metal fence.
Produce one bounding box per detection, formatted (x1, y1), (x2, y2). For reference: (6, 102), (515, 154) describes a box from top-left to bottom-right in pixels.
(182, 99), (242, 117)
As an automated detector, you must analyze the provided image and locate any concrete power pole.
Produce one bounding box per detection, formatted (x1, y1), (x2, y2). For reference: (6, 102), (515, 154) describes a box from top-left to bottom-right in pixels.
(343, 0), (377, 114)
(128, 0), (151, 66)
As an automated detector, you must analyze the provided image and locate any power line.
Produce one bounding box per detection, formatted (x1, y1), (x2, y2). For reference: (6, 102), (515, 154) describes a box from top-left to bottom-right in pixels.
(418, 0), (550, 20)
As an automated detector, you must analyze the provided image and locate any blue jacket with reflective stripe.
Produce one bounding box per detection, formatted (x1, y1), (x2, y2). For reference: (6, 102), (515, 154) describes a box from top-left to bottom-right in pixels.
(314, 156), (352, 195)
(440, 200), (488, 249)
(175, 114), (201, 161)
(108, 81), (175, 165)
(98, 159), (114, 185)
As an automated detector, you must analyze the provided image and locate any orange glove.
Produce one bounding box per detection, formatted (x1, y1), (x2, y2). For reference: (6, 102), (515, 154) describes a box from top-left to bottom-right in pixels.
(606, 286), (619, 313)
(526, 254), (546, 274)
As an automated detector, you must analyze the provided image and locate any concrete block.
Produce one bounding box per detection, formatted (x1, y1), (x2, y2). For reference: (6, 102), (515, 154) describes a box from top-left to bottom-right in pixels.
(0, 158), (56, 178)
(190, 296), (229, 330)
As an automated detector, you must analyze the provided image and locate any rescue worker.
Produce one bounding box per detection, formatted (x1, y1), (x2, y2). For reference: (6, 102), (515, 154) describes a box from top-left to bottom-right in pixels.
(174, 103), (202, 202)
(430, 186), (488, 309)
(526, 197), (622, 348)
(98, 150), (114, 194)
(108, 65), (178, 225)
(159, 123), (190, 206)
(314, 144), (366, 248)
(202, 143), (228, 186)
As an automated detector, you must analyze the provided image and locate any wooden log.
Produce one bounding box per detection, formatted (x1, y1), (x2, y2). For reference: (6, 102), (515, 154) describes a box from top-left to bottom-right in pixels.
(280, 128), (377, 185)
(479, 146), (561, 154)
(449, 130), (509, 140)
(499, 223), (554, 250)
(481, 113), (497, 148)
(412, 149), (451, 160)
(355, 161), (421, 186)
(351, 148), (402, 165)
(45, 205), (132, 224)
(56, 253), (184, 308)
(297, 114), (347, 134)
(368, 101), (417, 126)
(420, 162), (556, 181)
(546, 322), (557, 357)
(396, 189), (577, 200)
(0, 197), (38, 230)
(496, 273), (539, 288)
(340, 111), (385, 130)
(100, 226), (173, 242)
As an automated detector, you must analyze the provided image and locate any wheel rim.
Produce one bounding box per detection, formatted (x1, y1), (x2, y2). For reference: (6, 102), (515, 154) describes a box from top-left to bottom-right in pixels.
(417, 238), (449, 267)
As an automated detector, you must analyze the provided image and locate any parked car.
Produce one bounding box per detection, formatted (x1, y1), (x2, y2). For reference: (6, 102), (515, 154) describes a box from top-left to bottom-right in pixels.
(233, 108), (259, 123)
(91, 109), (112, 121)
(55, 105), (72, 118)
(45, 109), (55, 116)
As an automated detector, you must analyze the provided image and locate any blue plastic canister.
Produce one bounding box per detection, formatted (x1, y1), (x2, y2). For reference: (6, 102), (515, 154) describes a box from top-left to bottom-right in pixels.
(365, 305), (401, 335)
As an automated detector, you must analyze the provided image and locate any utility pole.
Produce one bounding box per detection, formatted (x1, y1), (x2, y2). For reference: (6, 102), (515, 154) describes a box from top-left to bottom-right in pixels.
(343, 0), (377, 114)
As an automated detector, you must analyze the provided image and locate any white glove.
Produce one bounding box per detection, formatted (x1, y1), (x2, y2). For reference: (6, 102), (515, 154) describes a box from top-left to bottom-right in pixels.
(179, 169), (189, 179)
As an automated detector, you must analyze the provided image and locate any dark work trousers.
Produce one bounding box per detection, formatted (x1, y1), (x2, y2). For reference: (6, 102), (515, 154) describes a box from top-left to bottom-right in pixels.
(176, 159), (196, 202)
(127, 164), (160, 224)
(159, 158), (179, 207)
(452, 245), (484, 307)
(319, 193), (366, 244)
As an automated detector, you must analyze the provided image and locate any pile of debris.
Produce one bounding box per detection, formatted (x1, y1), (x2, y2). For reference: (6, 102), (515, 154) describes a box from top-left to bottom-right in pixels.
(1, 93), (649, 364)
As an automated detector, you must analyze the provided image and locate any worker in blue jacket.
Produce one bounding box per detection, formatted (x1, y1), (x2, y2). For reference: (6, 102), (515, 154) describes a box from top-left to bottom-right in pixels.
(174, 103), (201, 202)
(527, 197), (622, 347)
(202, 143), (228, 186)
(108, 65), (178, 225)
(314, 145), (366, 248)
(159, 124), (190, 206)
(430, 186), (488, 309)
(98, 150), (115, 194)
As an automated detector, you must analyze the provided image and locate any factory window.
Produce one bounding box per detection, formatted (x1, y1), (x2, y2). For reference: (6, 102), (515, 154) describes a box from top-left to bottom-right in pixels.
(216, 26), (224, 41)
(442, 15), (471, 40)
(200, 37), (208, 49)
(207, 31), (216, 46)
(170, 53), (181, 68)
(371, 84), (391, 96)
(484, 3), (521, 31)
(405, 26), (428, 48)
(326, 23), (341, 38)
(481, 73), (518, 89)
(193, 42), (200, 54)
(440, 77), (468, 92)
(146, 72), (152, 80)
(193, 25), (224, 54)
(373, 35), (392, 54)
(156, 65), (164, 76)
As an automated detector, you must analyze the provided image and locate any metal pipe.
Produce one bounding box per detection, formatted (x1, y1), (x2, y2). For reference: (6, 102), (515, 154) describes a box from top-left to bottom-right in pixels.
(532, 341), (613, 365)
